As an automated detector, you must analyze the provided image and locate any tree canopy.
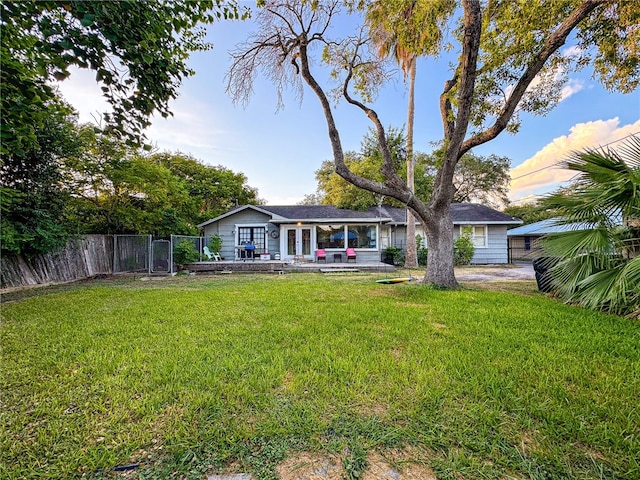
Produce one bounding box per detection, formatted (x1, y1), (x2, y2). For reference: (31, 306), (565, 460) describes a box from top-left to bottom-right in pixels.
(227, 0), (639, 287)
(313, 129), (511, 210)
(0, 0), (244, 154)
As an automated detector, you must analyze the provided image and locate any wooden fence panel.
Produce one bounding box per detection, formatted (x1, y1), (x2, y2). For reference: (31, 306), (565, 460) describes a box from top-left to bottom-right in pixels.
(1, 235), (114, 289)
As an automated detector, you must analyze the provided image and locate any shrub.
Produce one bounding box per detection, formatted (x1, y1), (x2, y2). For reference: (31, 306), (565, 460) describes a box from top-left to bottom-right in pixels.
(417, 247), (428, 266)
(382, 246), (404, 265)
(208, 234), (223, 253)
(454, 235), (475, 265)
(174, 240), (199, 269)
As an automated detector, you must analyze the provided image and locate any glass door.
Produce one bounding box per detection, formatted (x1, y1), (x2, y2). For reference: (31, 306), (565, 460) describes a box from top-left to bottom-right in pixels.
(285, 227), (312, 259)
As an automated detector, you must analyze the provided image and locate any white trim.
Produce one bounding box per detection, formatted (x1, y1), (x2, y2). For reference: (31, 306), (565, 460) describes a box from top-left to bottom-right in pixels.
(460, 224), (488, 248)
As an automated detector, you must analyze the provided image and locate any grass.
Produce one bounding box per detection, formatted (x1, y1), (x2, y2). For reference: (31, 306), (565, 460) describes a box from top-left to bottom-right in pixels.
(1, 273), (638, 479)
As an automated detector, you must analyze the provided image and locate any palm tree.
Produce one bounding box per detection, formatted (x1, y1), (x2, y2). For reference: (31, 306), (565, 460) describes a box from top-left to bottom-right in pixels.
(366, 1), (450, 269)
(542, 135), (640, 317)
(367, 3), (418, 267)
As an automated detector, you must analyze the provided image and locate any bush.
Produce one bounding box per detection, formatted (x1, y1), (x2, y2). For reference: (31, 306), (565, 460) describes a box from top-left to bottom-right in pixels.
(454, 235), (475, 265)
(208, 234), (222, 253)
(382, 246), (404, 265)
(417, 247), (428, 266)
(174, 240), (199, 269)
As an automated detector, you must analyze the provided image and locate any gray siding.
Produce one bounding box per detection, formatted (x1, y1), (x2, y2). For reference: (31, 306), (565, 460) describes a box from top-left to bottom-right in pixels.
(203, 209), (271, 260)
(454, 224), (508, 264)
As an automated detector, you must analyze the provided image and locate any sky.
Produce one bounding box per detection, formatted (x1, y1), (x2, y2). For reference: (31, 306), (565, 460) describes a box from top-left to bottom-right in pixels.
(57, 5), (640, 207)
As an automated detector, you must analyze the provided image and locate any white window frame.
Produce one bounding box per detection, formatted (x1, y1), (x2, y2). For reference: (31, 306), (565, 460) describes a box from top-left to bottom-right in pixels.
(235, 223), (268, 251)
(460, 224), (488, 248)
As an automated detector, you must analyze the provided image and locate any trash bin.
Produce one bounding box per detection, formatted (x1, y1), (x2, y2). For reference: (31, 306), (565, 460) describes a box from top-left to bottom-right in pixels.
(532, 256), (559, 293)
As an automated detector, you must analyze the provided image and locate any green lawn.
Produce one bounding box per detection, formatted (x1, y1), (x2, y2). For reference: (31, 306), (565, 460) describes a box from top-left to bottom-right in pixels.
(1, 274), (638, 479)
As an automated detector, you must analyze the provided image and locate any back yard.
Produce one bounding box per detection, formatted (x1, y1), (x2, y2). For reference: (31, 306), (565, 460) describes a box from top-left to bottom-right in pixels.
(1, 274), (638, 479)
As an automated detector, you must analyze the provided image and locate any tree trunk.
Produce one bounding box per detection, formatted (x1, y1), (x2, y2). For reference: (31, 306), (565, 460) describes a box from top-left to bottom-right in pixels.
(404, 56), (418, 268)
(423, 205), (458, 287)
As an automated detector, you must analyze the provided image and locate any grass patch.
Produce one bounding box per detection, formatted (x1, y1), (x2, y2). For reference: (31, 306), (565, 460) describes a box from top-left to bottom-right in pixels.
(1, 274), (638, 479)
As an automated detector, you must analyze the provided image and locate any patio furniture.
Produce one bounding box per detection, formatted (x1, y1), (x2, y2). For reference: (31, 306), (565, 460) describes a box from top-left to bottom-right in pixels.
(316, 249), (326, 263)
(333, 253), (342, 263)
(203, 246), (221, 261)
(346, 248), (356, 263)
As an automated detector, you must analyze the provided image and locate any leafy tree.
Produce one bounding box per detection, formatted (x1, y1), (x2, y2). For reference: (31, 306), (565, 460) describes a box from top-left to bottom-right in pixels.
(315, 127), (405, 210)
(542, 136), (640, 317)
(314, 134), (510, 211)
(64, 133), (260, 236)
(1, 0), (244, 153)
(0, 99), (82, 256)
(503, 200), (560, 225)
(150, 153), (259, 223)
(227, 0), (638, 288)
(64, 131), (198, 236)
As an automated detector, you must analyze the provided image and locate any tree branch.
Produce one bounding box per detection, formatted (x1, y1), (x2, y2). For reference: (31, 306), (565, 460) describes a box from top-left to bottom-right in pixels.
(460, 0), (605, 155)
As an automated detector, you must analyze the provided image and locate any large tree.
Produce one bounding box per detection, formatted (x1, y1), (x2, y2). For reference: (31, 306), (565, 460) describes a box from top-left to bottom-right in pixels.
(227, 0), (638, 287)
(0, 0), (244, 153)
(0, 100), (82, 256)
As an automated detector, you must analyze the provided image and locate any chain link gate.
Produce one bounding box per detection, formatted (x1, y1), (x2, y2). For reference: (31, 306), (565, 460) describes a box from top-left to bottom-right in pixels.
(151, 239), (171, 273)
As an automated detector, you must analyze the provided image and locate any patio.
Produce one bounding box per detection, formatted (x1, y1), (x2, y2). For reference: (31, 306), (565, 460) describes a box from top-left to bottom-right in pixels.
(186, 259), (396, 274)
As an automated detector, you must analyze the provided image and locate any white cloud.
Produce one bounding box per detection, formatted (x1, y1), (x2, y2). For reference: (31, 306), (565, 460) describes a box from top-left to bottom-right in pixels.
(509, 118), (640, 200)
(55, 68), (111, 125)
(560, 78), (585, 101)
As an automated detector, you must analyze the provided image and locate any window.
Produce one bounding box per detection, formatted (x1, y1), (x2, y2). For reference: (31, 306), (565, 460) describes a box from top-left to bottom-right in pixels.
(316, 225), (378, 249)
(316, 225), (344, 249)
(238, 226), (266, 250)
(460, 225), (486, 247)
(348, 225), (377, 248)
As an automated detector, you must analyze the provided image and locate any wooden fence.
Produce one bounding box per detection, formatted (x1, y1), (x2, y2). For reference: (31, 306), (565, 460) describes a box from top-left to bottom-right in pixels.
(1, 235), (114, 289)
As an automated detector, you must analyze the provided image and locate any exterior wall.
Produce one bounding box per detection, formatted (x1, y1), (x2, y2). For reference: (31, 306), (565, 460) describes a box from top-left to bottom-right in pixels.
(202, 209), (271, 260)
(508, 234), (545, 261)
(453, 224), (508, 264)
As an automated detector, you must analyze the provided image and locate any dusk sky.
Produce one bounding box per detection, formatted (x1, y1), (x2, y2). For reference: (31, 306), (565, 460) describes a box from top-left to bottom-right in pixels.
(58, 5), (640, 206)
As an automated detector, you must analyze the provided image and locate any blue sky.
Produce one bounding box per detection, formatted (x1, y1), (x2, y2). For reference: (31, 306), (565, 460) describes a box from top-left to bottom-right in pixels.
(58, 6), (640, 206)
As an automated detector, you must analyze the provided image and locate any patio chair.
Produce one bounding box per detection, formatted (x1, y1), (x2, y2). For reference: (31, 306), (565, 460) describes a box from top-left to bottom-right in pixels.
(203, 246), (221, 261)
(346, 248), (356, 263)
(316, 249), (327, 263)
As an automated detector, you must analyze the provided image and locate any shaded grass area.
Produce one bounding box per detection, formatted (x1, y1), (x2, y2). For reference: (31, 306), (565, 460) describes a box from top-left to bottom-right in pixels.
(1, 274), (638, 479)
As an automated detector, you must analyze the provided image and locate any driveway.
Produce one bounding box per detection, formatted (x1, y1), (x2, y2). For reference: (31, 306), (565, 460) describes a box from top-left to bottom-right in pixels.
(455, 262), (535, 282)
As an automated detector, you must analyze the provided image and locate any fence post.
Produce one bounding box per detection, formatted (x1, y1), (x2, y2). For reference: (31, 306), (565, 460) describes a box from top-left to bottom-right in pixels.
(169, 235), (174, 275)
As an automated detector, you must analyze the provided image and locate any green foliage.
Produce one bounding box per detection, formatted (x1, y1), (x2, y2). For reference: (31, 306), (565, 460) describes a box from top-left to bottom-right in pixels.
(316, 127), (406, 210)
(2, 275), (639, 479)
(542, 135), (640, 317)
(503, 200), (559, 225)
(64, 131), (258, 237)
(415, 234), (429, 266)
(315, 129), (512, 209)
(382, 246), (404, 265)
(0, 1), (244, 151)
(208, 234), (223, 253)
(0, 99), (81, 256)
(173, 240), (199, 269)
(454, 235), (475, 266)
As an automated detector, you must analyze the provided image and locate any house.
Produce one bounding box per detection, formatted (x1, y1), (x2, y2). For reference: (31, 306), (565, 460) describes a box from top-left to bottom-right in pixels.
(507, 217), (596, 261)
(197, 203), (522, 264)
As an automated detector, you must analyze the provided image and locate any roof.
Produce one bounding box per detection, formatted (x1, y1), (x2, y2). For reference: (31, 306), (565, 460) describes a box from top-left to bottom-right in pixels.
(198, 203), (522, 228)
(507, 218), (587, 236)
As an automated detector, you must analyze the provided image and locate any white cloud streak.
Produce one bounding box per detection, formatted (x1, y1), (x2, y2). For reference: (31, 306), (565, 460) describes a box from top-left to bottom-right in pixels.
(509, 118), (640, 200)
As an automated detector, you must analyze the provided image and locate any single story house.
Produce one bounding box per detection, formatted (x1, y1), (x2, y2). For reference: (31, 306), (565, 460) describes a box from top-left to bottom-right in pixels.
(197, 203), (522, 264)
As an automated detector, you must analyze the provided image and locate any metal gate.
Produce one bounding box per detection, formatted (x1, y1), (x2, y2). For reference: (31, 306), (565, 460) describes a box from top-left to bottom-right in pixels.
(151, 239), (170, 273)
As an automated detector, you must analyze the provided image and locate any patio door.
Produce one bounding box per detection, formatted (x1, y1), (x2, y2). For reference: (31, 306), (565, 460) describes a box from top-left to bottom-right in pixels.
(285, 227), (311, 259)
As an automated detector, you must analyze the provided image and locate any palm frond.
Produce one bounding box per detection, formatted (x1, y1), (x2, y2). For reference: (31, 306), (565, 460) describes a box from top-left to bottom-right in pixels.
(543, 135), (640, 317)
